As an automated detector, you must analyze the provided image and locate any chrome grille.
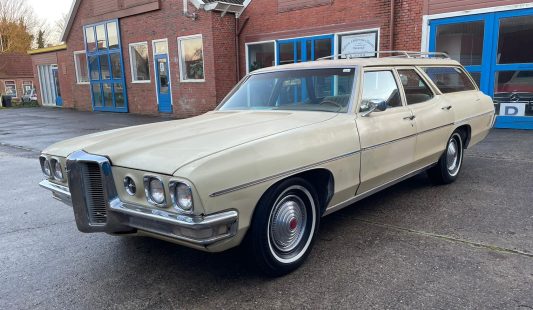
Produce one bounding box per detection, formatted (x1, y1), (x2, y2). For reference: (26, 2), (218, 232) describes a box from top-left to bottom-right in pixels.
(82, 162), (107, 225)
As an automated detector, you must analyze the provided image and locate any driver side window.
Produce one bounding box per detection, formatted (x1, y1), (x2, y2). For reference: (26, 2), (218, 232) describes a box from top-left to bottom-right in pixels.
(360, 71), (402, 112)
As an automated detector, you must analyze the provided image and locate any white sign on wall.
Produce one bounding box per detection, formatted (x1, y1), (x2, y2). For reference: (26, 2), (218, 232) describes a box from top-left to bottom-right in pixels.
(339, 31), (378, 58)
(500, 102), (526, 116)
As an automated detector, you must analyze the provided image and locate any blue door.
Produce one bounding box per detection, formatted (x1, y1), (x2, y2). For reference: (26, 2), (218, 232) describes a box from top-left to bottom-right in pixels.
(51, 66), (63, 106)
(429, 8), (533, 129)
(84, 20), (128, 112)
(155, 54), (172, 113)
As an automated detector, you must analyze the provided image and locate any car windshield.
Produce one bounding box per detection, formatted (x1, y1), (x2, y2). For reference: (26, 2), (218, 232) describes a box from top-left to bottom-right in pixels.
(218, 68), (356, 113)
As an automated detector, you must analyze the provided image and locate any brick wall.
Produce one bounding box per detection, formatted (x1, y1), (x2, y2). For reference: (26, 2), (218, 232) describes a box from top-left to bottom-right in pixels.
(238, 0), (425, 77)
(62, 0), (237, 118)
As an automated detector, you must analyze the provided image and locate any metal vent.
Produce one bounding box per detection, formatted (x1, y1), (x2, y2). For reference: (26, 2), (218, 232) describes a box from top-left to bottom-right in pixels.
(82, 162), (107, 225)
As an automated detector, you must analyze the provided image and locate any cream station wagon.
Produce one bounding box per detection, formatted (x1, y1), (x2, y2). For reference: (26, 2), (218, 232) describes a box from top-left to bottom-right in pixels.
(39, 52), (495, 276)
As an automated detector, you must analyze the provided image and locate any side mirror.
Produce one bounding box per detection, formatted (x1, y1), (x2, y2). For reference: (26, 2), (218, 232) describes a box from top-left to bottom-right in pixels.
(361, 99), (387, 117)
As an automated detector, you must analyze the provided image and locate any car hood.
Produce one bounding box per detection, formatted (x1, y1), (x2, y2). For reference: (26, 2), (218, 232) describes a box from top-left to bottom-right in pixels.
(44, 110), (337, 175)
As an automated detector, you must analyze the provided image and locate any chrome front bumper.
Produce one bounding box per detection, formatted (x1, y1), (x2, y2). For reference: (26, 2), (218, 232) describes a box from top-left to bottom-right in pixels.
(39, 179), (238, 246)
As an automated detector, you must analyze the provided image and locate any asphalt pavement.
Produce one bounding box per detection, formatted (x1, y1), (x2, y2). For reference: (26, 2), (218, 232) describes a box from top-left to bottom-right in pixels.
(0, 107), (532, 309)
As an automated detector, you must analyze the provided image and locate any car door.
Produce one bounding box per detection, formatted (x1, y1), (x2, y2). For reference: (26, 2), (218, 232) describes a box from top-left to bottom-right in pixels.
(396, 67), (455, 167)
(355, 68), (417, 195)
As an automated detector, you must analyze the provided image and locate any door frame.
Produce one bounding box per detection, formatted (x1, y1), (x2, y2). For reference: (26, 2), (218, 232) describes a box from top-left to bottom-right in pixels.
(152, 38), (173, 112)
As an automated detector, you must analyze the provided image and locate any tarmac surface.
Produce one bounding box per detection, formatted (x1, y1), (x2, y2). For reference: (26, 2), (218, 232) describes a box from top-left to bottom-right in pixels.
(0, 108), (532, 309)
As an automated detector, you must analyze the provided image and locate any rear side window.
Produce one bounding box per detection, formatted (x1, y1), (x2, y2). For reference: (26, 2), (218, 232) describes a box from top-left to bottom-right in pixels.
(422, 67), (476, 93)
(397, 69), (434, 105)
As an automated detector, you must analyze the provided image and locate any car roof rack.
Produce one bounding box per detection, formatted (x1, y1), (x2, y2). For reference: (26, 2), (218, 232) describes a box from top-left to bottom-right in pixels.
(316, 51), (450, 61)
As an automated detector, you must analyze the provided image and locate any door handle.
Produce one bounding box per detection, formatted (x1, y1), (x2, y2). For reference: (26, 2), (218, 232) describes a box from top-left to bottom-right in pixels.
(403, 115), (416, 121)
(442, 105), (452, 110)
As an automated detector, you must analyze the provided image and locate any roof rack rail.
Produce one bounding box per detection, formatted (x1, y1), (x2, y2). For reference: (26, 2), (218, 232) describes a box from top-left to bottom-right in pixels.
(316, 51), (450, 61)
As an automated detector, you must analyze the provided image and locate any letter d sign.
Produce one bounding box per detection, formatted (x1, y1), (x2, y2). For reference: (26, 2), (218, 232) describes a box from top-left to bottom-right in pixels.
(500, 103), (525, 116)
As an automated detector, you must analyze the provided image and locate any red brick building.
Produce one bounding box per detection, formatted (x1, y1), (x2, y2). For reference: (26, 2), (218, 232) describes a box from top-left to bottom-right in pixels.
(29, 0), (533, 128)
(0, 53), (35, 101)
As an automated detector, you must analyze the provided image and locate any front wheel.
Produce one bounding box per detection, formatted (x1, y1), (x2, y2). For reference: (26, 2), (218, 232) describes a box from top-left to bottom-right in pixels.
(247, 178), (320, 276)
(428, 131), (464, 184)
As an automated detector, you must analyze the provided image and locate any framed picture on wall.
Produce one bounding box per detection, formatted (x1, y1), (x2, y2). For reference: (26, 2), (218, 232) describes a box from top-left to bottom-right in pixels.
(338, 31), (378, 58)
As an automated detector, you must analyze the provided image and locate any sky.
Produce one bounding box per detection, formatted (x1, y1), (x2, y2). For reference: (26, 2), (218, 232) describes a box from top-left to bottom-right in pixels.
(27, 0), (75, 43)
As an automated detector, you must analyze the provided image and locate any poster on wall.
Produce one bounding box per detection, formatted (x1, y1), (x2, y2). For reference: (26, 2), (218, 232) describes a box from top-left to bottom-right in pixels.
(338, 31), (378, 58)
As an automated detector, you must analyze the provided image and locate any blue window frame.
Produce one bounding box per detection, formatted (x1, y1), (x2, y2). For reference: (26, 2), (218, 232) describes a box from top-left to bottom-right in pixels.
(83, 20), (128, 112)
(429, 8), (533, 129)
(276, 35), (335, 102)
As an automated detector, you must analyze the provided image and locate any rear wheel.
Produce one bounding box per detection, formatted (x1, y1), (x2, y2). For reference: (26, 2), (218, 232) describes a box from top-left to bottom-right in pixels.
(247, 177), (320, 276)
(428, 131), (464, 184)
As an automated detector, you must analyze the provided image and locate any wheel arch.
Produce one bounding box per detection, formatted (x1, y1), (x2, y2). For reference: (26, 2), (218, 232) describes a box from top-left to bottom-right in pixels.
(454, 124), (471, 148)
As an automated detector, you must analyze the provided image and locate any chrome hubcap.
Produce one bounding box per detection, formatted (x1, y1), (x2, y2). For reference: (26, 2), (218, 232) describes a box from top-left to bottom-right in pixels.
(446, 136), (461, 176)
(270, 195), (307, 253)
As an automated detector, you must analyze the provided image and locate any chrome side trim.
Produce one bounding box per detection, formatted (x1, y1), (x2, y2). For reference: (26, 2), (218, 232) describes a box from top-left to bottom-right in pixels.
(455, 110), (494, 125)
(361, 134), (417, 151)
(323, 162), (435, 216)
(417, 122), (454, 136)
(209, 150), (361, 197)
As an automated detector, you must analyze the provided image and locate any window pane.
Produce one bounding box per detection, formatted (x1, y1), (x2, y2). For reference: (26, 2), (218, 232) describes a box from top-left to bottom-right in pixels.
(397, 69), (434, 105)
(4, 81), (16, 97)
(110, 53), (122, 80)
(493, 70), (533, 116)
(361, 71), (402, 110)
(497, 16), (533, 64)
(436, 21), (484, 66)
(96, 24), (107, 50)
(85, 27), (96, 51)
(107, 22), (119, 49)
(422, 67), (476, 93)
(114, 83), (125, 107)
(102, 83), (113, 107)
(180, 37), (204, 80)
(99, 54), (111, 79)
(313, 38), (332, 61)
(75, 53), (89, 83)
(157, 58), (169, 93)
(279, 42), (294, 65)
(130, 44), (150, 81)
(248, 42), (275, 72)
(92, 84), (102, 107)
(469, 72), (481, 88)
(89, 56), (99, 80)
(220, 68), (355, 113)
(154, 41), (168, 55)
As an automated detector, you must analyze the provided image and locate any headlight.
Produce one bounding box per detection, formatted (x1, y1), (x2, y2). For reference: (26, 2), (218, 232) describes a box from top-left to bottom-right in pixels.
(170, 182), (193, 213)
(144, 177), (166, 206)
(123, 177), (136, 196)
(40, 156), (51, 177)
(52, 160), (64, 180)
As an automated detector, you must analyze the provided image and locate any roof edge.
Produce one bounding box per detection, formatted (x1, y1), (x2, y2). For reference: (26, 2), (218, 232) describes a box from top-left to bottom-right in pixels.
(28, 44), (68, 55)
(60, 0), (81, 42)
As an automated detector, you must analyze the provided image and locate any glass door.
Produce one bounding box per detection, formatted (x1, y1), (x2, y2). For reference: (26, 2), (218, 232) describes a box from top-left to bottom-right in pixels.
(84, 20), (128, 112)
(491, 10), (533, 127)
(153, 40), (172, 113)
(429, 8), (533, 129)
(51, 66), (63, 106)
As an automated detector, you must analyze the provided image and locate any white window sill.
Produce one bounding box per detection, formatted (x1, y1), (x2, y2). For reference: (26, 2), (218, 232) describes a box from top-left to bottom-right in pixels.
(132, 80), (151, 84)
(76, 82), (90, 85)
